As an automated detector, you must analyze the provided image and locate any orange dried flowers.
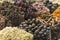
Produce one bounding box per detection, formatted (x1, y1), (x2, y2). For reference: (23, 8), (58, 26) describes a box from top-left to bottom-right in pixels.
(52, 6), (60, 21)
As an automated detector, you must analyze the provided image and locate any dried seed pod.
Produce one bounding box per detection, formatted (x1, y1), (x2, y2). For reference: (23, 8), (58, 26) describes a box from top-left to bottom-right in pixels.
(14, 0), (37, 20)
(0, 2), (25, 26)
(19, 18), (51, 40)
(51, 22), (60, 40)
(43, 0), (59, 13)
(47, 16), (60, 40)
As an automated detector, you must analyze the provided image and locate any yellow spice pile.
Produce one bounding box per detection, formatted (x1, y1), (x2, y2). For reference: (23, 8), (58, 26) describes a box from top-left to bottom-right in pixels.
(0, 27), (33, 40)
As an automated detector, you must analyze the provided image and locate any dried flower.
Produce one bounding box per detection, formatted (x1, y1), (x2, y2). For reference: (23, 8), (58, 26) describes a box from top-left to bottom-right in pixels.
(32, 2), (50, 21)
(52, 7), (60, 22)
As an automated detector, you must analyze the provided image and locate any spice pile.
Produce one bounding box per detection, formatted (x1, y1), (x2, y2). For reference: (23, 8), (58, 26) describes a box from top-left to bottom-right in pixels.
(19, 18), (50, 40)
(0, 1), (24, 26)
(52, 7), (60, 22)
(0, 0), (59, 40)
(0, 27), (33, 40)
